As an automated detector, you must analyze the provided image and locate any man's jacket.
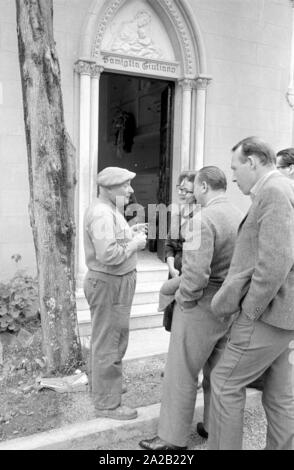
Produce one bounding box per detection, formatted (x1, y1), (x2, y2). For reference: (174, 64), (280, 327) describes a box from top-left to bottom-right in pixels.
(212, 172), (294, 331)
(176, 196), (243, 310)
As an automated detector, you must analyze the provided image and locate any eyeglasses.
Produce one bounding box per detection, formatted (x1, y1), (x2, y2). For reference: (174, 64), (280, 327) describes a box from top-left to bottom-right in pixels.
(176, 186), (194, 195)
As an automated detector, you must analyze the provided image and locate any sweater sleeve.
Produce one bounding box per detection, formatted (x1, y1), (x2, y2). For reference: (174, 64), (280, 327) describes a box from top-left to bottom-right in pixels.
(88, 211), (137, 266)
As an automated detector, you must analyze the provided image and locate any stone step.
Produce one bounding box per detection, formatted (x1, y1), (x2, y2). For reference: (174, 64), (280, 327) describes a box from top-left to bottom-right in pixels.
(77, 280), (163, 311)
(78, 303), (160, 323)
(136, 268), (168, 283)
(132, 281), (163, 305)
(130, 311), (163, 330)
(76, 260), (167, 333)
(77, 303), (164, 335)
(79, 325), (169, 357)
(76, 267), (168, 287)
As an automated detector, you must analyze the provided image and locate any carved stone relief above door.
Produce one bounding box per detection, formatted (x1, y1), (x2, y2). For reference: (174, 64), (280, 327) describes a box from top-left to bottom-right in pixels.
(109, 10), (162, 59)
(101, 0), (175, 62)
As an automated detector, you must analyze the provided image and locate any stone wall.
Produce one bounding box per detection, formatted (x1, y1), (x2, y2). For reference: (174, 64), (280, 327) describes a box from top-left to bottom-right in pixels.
(189, 0), (293, 211)
(0, 0), (92, 279)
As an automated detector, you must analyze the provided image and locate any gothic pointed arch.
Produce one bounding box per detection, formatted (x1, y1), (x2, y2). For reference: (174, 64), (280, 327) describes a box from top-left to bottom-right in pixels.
(78, 0), (208, 78)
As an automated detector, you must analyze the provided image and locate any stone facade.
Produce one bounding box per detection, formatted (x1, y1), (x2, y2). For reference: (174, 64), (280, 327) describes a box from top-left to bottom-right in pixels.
(0, 0), (293, 280)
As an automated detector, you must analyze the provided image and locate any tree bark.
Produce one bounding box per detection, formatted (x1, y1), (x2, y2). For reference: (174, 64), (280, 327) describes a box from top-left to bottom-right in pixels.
(15, 0), (82, 373)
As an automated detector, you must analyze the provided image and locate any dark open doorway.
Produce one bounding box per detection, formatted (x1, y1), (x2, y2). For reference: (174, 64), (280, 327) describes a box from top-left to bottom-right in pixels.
(98, 72), (174, 260)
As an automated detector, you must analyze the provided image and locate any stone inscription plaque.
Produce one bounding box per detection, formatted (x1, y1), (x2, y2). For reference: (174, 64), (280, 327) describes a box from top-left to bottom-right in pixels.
(101, 51), (180, 78)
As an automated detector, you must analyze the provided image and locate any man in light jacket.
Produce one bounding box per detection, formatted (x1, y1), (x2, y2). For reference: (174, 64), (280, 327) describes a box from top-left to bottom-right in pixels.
(209, 137), (294, 450)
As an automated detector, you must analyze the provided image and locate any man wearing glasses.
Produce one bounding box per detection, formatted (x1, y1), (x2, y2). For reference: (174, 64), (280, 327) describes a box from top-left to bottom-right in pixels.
(165, 171), (197, 281)
(162, 172), (197, 332)
(140, 166), (242, 450)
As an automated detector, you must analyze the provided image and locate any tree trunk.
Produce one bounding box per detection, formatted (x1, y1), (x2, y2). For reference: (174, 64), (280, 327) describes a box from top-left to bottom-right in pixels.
(15, 0), (82, 373)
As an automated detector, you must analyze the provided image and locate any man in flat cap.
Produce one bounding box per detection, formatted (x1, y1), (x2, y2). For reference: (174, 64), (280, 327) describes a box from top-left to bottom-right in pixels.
(83, 167), (147, 420)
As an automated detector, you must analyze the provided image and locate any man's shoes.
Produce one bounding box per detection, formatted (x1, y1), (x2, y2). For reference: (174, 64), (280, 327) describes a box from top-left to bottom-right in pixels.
(139, 436), (187, 450)
(96, 405), (137, 420)
(122, 384), (127, 394)
(196, 422), (208, 439)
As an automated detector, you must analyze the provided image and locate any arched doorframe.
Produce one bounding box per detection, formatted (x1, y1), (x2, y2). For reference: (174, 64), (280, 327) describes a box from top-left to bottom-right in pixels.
(74, 0), (212, 286)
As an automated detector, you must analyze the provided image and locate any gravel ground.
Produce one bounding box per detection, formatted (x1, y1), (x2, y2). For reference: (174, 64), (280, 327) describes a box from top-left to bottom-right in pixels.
(56, 355), (166, 427)
(95, 393), (266, 450)
(1, 327), (267, 450)
(0, 341), (167, 441)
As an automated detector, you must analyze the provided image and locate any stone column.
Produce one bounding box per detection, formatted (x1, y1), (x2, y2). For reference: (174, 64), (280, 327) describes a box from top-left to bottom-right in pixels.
(193, 76), (212, 170)
(74, 59), (94, 288)
(178, 79), (195, 170)
(90, 65), (104, 200)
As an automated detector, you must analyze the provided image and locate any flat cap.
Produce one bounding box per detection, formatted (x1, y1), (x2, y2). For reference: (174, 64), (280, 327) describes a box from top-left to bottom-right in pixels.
(96, 167), (136, 187)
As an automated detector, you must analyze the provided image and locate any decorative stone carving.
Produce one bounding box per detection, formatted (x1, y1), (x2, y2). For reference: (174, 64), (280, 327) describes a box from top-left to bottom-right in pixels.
(195, 76), (212, 90)
(92, 0), (125, 58)
(74, 61), (104, 78)
(179, 76), (212, 92)
(162, 0), (194, 75)
(178, 78), (197, 91)
(74, 60), (94, 76)
(110, 9), (163, 59)
(92, 0), (196, 75)
(91, 64), (104, 78)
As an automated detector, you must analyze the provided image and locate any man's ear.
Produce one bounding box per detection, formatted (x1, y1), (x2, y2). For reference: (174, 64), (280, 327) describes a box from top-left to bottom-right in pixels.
(247, 155), (257, 169)
(202, 181), (208, 192)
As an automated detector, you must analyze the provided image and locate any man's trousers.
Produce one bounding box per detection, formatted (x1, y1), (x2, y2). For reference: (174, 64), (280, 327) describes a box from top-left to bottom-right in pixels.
(208, 312), (294, 450)
(158, 289), (231, 447)
(84, 269), (136, 410)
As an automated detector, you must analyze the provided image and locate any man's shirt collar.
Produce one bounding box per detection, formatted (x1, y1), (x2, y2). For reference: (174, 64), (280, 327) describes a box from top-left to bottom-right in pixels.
(250, 169), (279, 200)
(205, 194), (227, 207)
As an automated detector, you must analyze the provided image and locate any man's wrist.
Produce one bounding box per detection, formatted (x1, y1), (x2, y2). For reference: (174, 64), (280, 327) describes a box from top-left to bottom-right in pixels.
(175, 291), (197, 309)
(181, 300), (197, 309)
(126, 239), (138, 255)
(241, 310), (255, 321)
(167, 257), (175, 268)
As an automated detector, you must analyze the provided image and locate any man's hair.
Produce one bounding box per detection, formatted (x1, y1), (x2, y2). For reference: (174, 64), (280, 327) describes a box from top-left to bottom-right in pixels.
(197, 166), (227, 191)
(177, 170), (197, 185)
(276, 148), (294, 167)
(232, 136), (276, 166)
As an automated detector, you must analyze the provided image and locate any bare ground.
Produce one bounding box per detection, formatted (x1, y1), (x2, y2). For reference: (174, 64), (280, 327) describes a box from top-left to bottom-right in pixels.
(0, 325), (166, 442)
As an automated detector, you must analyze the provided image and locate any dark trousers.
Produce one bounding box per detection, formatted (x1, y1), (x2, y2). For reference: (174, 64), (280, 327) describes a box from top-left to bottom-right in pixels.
(163, 253), (182, 332)
(84, 270), (136, 410)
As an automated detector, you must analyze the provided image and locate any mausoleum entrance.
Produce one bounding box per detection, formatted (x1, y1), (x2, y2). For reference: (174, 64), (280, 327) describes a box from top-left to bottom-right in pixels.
(75, 0), (211, 285)
(98, 71), (174, 258)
